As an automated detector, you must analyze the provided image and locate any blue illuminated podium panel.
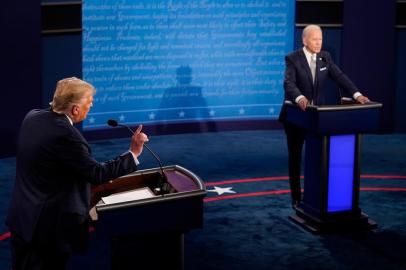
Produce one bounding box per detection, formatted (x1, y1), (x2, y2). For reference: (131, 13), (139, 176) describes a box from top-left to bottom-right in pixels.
(327, 134), (356, 212)
(285, 102), (382, 233)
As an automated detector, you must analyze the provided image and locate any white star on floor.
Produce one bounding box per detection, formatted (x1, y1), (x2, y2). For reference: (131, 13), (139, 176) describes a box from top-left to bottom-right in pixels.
(207, 186), (236, 195)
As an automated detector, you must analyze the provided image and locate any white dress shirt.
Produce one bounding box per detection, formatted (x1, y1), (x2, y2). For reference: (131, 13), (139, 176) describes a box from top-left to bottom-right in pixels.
(295, 47), (362, 104)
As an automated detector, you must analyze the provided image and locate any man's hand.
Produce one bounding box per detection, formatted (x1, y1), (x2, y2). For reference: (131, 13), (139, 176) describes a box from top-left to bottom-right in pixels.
(297, 97), (309, 111)
(356, 95), (370, 104)
(130, 125), (149, 157)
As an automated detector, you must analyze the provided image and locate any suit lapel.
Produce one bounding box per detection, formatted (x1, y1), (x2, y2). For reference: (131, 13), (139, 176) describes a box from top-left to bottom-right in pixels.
(55, 112), (91, 153)
(314, 56), (321, 102)
(298, 50), (314, 89)
(314, 54), (330, 104)
(72, 126), (91, 153)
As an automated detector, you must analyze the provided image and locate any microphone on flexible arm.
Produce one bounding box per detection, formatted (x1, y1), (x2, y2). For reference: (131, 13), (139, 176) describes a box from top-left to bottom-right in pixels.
(106, 119), (170, 195)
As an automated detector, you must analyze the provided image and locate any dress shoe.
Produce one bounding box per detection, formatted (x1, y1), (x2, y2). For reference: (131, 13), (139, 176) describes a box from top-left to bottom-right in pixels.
(291, 200), (300, 209)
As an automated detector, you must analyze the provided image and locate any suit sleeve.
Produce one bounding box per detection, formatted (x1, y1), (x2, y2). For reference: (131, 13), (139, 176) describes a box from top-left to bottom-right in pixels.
(283, 54), (304, 102)
(54, 128), (137, 185)
(325, 52), (360, 96)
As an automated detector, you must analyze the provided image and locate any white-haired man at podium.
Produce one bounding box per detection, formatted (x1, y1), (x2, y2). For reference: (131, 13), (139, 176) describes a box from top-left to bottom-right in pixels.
(278, 25), (370, 208)
(6, 77), (149, 269)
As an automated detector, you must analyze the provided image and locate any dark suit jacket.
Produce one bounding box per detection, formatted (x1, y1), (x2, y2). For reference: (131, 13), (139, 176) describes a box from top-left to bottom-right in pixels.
(279, 49), (359, 121)
(6, 109), (137, 252)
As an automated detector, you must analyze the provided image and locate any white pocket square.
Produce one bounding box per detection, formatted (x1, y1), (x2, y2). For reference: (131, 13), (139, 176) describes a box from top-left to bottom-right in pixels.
(320, 67), (327, 71)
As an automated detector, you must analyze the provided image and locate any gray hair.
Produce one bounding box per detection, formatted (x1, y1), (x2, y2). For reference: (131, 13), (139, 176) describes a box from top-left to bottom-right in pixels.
(302, 25), (322, 39)
(50, 77), (95, 112)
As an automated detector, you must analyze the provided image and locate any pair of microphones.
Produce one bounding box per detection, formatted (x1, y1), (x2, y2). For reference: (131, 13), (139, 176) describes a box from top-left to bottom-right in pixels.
(107, 119), (170, 195)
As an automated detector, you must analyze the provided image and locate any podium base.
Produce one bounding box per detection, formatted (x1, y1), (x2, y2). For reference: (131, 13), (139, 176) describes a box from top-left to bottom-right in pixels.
(289, 207), (377, 234)
(110, 232), (184, 270)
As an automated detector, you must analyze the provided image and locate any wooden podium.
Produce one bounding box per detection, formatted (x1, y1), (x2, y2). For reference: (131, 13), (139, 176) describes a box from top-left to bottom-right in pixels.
(88, 165), (206, 270)
(285, 102), (382, 233)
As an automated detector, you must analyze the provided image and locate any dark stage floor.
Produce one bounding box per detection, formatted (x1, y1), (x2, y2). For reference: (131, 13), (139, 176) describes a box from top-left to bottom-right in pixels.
(1, 130), (406, 269)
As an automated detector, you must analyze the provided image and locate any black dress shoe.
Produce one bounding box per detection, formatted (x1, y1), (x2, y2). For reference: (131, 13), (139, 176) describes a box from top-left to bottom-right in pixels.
(291, 200), (300, 209)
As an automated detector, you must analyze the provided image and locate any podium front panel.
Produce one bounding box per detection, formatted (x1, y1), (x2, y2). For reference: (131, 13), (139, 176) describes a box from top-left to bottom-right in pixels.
(327, 135), (356, 212)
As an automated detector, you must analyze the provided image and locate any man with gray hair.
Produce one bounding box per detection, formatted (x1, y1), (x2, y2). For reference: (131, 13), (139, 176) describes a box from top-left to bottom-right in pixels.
(279, 25), (370, 208)
(6, 77), (148, 269)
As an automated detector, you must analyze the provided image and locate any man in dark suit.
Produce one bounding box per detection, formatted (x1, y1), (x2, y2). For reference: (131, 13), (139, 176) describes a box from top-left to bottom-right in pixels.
(279, 25), (370, 208)
(6, 77), (149, 269)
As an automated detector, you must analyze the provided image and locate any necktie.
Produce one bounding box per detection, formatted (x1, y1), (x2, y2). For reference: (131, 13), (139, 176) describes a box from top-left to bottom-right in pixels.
(310, 54), (317, 83)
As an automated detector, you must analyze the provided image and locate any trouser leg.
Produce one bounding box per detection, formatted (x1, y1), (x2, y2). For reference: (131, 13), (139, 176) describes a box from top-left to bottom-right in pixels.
(10, 232), (69, 270)
(284, 122), (305, 204)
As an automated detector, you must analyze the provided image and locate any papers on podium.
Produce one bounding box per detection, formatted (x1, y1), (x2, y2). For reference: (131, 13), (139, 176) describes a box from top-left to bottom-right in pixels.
(101, 187), (155, 205)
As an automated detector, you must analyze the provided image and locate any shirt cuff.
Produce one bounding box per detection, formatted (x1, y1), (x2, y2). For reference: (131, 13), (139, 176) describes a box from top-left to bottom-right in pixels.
(353, 92), (362, 99)
(295, 95), (305, 104)
(127, 151), (140, 166)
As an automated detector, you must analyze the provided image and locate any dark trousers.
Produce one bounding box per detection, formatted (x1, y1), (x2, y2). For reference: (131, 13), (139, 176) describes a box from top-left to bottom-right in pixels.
(283, 121), (306, 203)
(10, 232), (70, 270)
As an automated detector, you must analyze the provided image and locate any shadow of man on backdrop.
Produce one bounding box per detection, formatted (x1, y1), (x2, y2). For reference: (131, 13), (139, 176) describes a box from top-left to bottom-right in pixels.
(155, 65), (217, 134)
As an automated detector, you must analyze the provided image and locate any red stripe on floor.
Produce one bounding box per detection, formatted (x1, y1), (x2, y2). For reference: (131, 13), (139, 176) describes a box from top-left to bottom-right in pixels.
(204, 189), (292, 202)
(205, 176), (292, 186)
(361, 187), (406, 191)
(361, 175), (406, 179)
(2, 180), (406, 241)
(0, 231), (10, 241)
(205, 174), (406, 186)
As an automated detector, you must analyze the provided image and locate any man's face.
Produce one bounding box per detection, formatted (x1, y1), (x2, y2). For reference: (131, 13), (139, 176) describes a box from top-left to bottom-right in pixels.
(73, 94), (93, 123)
(78, 94), (93, 121)
(303, 29), (323, 54)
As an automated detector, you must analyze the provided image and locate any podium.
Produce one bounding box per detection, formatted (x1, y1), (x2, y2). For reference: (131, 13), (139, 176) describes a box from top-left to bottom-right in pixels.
(285, 102), (382, 233)
(89, 165), (206, 270)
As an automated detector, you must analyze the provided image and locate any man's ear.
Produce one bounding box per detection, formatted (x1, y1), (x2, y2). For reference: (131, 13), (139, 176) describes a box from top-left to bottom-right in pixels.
(71, 104), (79, 116)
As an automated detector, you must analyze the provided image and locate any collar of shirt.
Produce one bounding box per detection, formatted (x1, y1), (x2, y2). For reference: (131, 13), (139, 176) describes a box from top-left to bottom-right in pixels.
(50, 106), (73, 125)
(64, 114), (73, 126)
(303, 47), (316, 67)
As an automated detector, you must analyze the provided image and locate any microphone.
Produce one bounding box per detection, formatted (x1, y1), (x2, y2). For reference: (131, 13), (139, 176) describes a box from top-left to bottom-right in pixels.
(319, 56), (327, 63)
(107, 119), (170, 195)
